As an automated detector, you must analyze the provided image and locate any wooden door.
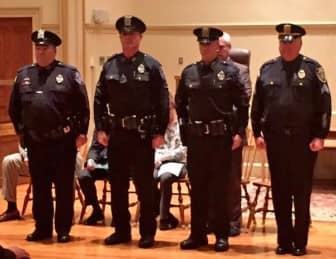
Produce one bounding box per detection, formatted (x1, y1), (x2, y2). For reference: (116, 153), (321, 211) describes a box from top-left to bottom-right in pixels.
(0, 17), (32, 180)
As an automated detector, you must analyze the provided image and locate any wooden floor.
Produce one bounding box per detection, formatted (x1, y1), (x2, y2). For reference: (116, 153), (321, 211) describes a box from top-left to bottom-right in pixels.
(1, 183), (336, 259)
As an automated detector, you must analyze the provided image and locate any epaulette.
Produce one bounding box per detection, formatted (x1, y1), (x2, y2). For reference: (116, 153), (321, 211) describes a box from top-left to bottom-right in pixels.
(302, 56), (320, 66)
(56, 61), (78, 71)
(260, 57), (278, 71)
(17, 64), (35, 73)
(105, 54), (119, 63)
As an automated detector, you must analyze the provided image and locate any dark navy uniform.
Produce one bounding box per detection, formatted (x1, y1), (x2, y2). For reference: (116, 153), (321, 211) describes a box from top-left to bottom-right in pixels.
(176, 57), (249, 244)
(94, 51), (169, 239)
(8, 31), (89, 240)
(251, 53), (331, 251)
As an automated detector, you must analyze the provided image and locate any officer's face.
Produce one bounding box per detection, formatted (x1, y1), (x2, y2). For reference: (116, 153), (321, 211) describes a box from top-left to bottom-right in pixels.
(279, 37), (302, 61)
(199, 40), (219, 63)
(35, 45), (56, 67)
(119, 31), (142, 54)
(217, 39), (231, 61)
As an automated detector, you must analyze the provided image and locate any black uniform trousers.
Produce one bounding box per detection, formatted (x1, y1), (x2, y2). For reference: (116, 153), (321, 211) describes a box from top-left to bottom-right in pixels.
(26, 134), (77, 235)
(264, 131), (317, 249)
(188, 134), (232, 239)
(107, 131), (157, 237)
(228, 145), (243, 229)
(78, 168), (108, 206)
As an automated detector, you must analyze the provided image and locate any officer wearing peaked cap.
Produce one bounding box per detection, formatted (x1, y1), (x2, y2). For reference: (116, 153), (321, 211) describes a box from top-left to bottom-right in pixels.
(94, 15), (169, 248)
(251, 23), (331, 256)
(9, 29), (89, 243)
(31, 29), (62, 46)
(176, 26), (249, 252)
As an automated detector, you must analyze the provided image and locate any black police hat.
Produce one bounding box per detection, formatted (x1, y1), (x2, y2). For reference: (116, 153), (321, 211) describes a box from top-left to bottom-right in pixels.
(115, 15), (146, 33)
(31, 29), (62, 46)
(276, 23), (306, 43)
(193, 27), (223, 45)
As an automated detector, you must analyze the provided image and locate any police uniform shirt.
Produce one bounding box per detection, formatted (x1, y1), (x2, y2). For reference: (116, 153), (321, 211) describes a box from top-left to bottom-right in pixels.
(176, 58), (249, 137)
(94, 51), (169, 135)
(251, 54), (331, 138)
(9, 60), (90, 137)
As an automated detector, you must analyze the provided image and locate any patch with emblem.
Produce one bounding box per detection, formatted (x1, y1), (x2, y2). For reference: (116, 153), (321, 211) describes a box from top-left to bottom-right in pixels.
(74, 72), (84, 85)
(316, 67), (327, 83)
(21, 77), (31, 87)
(137, 64), (145, 73)
(56, 74), (64, 84)
(217, 70), (225, 81)
(297, 69), (306, 79)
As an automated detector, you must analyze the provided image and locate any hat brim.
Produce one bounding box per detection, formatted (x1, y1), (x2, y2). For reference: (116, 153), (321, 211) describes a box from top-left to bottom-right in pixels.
(278, 34), (300, 43)
(198, 39), (212, 45)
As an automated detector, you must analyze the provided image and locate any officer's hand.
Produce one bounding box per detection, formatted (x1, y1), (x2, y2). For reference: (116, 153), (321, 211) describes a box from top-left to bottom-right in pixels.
(152, 135), (165, 149)
(97, 131), (109, 147)
(8, 246), (30, 258)
(86, 159), (96, 171)
(309, 138), (324, 152)
(232, 134), (242, 150)
(255, 136), (266, 149)
(76, 134), (87, 149)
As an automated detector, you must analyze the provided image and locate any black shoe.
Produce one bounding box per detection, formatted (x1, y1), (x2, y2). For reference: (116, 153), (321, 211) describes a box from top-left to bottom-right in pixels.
(180, 236), (208, 250)
(275, 246), (292, 255)
(159, 214), (179, 231)
(138, 235), (155, 248)
(292, 247), (306, 256)
(57, 234), (70, 243)
(26, 230), (52, 242)
(104, 232), (131, 245)
(214, 237), (229, 252)
(83, 211), (104, 226)
(0, 209), (21, 222)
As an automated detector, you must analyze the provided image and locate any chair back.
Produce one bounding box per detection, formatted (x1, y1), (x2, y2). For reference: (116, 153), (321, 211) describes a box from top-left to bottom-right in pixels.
(229, 48), (251, 67)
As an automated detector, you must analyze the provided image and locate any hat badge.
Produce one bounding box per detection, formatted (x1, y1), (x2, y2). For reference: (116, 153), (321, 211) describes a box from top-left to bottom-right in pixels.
(217, 70), (225, 81)
(297, 69), (306, 79)
(137, 64), (145, 73)
(201, 27), (210, 38)
(284, 24), (291, 34)
(56, 74), (64, 84)
(125, 16), (132, 27)
(37, 29), (45, 39)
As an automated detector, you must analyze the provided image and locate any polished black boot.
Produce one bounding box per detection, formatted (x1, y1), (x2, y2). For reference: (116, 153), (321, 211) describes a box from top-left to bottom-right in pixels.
(26, 230), (52, 242)
(180, 236), (208, 250)
(214, 237), (229, 252)
(104, 232), (131, 245)
(138, 235), (155, 248)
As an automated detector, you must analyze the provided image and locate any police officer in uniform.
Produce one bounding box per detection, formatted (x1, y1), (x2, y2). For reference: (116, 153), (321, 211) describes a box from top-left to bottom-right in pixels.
(251, 23), (331, 256)
(176, 27), (249, 252)
(9, 30), (90, 243)
(94, 16), (169, 248)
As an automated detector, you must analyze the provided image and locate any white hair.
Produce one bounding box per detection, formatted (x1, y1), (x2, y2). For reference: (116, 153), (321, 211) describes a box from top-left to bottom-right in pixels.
(219, 32), (231, 43)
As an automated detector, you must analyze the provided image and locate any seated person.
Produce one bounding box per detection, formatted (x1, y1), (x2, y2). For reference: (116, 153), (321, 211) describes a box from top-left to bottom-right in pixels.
(0, 145), (83, 222)
(0, 145), (28, 222)
(78, 129), (108, 225)
(154, 95), (187, 230)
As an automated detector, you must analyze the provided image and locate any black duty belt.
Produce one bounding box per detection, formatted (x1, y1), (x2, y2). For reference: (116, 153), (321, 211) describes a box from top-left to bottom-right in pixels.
(106, 114), (156, 133)
(26, 125), (71, 141)
(188, 120), (230, 136)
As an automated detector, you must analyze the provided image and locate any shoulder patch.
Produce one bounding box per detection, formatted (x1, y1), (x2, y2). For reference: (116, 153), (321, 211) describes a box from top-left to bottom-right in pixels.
(74, 71), (84, 85)
(316, 66), (327, 83)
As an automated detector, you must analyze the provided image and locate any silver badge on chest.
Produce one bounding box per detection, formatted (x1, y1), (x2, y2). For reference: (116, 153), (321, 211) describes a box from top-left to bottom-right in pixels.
(56, 74), (64, 84)
(297, 69), (306, 79)
(217, 70), (225, 81)
(137, 64), (145, 73)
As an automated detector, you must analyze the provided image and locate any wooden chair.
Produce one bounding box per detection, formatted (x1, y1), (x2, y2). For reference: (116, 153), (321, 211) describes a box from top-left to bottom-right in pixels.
(79, 177), (140, 225)
(169, 176), (191, 226)
(245, 146), (272, 232)
(21, 178), (84, 216)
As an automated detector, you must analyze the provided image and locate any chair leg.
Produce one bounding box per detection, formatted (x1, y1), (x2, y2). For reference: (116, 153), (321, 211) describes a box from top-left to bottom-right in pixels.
(21, 182), (32, 216)
(246, 186), (261, 231)
(262, 187), (271, 227)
